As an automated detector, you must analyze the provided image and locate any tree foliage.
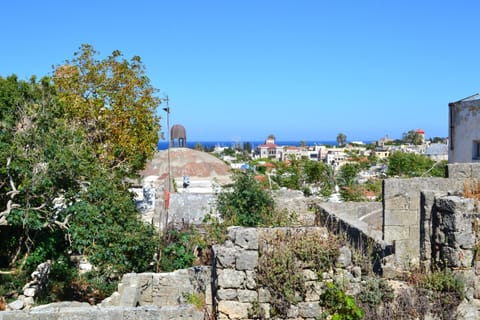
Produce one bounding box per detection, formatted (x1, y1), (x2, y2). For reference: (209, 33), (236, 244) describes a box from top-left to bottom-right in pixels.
(216, 171), (275, 227)
(53, 44), (160, 175)
(402, 130), (423, 145)
(0, 45), (161, 301)
(387, 152), (447, 178)
(336, 133), (347, 146)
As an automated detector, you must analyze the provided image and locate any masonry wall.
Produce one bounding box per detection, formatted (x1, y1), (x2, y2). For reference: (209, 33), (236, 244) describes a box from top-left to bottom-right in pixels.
(382, 163), (480, 267)
(213, 226), (338, 320)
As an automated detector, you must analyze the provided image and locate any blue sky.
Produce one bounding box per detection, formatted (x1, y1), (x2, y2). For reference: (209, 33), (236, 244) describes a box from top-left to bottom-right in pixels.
(1, 1), (479, 142)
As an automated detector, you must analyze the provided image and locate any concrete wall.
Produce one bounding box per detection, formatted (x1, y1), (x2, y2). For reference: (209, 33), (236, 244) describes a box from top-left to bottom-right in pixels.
(449, 98), (480, 163)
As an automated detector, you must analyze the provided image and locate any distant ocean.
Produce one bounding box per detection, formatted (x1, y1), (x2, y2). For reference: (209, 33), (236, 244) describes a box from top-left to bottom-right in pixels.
(157, 140), (340, 150)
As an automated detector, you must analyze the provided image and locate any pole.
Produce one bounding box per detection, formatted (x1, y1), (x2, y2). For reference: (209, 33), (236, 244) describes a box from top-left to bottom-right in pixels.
(163, 96), (171, 228)
(158, 96), (171, 272)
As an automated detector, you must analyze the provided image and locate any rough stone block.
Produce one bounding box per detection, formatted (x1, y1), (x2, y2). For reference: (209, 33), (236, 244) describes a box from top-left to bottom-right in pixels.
(302, 269), (318, 281)
(286, 304), (299, 318)
(217, 269), (245, 289)
(7, 300), (24, 311)
(245, 270), (256, 290)
(217, 289), (238, 300)
(237, 289), (257, 303)
(335, 246), (352, 268)
(298, 302), (322, 318)
(448, 163), (472, 179)
(258, 288), (271, 303)
(384, 209), (417, 227)
(472, 164), (480, 180)
(218, 301), (250, 319)
(304, 281), (322, 302)
(260, 303), (271, 319)
(215, 246), (237, 268)
(454, 231), (475, 249)
(394, 239), (419, 265)
(441, 247), (473, 268)
(236, 250), (258, 270)
(383, 225), (409, 242)
(152, 269), (194, 306)
(235, 228), (258, 250)
(409, 226), (420, 241)
(119, 283), (140, 307)
(384, 195), (410, 210)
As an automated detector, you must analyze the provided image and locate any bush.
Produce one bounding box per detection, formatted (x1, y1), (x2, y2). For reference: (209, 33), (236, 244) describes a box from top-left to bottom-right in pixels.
(320, 282), (364, 320)
(216, 171), (275, 227)
(258, 230), (341, 317)
(160, 227), (199, 272)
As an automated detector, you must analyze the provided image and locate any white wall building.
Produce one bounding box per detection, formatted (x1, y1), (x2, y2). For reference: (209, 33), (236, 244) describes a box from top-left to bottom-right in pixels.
(448, 94), (480, 163)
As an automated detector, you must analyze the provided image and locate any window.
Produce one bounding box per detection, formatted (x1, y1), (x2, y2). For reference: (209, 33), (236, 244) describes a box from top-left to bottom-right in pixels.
(473, 141), (480, 161)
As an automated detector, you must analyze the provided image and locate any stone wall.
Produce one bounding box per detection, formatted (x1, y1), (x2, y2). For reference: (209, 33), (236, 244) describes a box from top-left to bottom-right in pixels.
(167, 193), (218, 227)
(315, 202), (391, 273)
(429, 195), (480, 303)
(0, 303), (204, 320)
(383, 177), (463, 266)
(101, 267), (213, 312)
(382, 163), (480, 268)
(213, 226), (360, 320)
(1, 267), (212, 319)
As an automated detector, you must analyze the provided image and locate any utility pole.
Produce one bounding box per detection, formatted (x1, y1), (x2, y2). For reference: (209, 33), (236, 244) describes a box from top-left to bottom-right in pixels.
(158, 96), (171, 272)
(162, 96), (171, 228)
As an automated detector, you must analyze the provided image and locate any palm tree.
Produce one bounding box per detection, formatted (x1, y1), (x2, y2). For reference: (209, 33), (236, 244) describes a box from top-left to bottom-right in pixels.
(336, 133), (347, 146)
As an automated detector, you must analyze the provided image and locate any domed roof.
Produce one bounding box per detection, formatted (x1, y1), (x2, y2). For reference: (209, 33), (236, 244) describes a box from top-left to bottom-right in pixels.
(140, 148), (231, 185)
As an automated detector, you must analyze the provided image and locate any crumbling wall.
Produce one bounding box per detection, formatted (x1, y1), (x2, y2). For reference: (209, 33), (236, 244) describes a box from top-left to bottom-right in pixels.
(382, 163), (480, 269)
(429, 195), (480, 302)
(383, 178), (463, 266)
(316, 202), (391, 274)
(213, 226), (361, 320)
(101, 267), (212, 313)
(1, 303), (204, 320)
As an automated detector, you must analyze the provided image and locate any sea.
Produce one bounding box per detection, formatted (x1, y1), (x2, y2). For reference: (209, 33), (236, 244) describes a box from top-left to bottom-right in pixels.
(157, 140), (340, 150)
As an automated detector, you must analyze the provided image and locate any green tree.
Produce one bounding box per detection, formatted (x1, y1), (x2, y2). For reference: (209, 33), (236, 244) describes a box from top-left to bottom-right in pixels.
(402, 130), (423, 145)
(274, 159), (302, 190)
(216, 171), (275, 226)
(53, 44), (161, 176)
(194, 143), (205, 151)
(243, 142), (252, 154)
(387, 151), (446, 178)
(0, 69), (159, 299)
(337, 133), (347, 146)
(303, 159), (335, 197)
(337, 163), (360, 187)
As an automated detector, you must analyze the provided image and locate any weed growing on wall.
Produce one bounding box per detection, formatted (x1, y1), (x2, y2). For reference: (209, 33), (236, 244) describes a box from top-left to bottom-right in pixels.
(319, 282), (364, 320)
(257, 228), (341, 317)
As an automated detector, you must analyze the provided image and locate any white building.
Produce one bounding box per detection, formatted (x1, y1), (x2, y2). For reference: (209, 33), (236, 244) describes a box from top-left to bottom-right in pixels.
(448, 94), (480, 163)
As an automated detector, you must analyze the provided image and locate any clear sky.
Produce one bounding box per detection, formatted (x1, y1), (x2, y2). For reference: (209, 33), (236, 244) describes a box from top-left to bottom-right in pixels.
(1, 1), (479, 142)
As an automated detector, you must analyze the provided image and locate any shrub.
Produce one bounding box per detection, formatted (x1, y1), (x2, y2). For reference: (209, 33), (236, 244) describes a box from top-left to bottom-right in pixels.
(320, 282), (364, 320)
(258, 229), (341, 317)
(216, 171), (278, 227)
